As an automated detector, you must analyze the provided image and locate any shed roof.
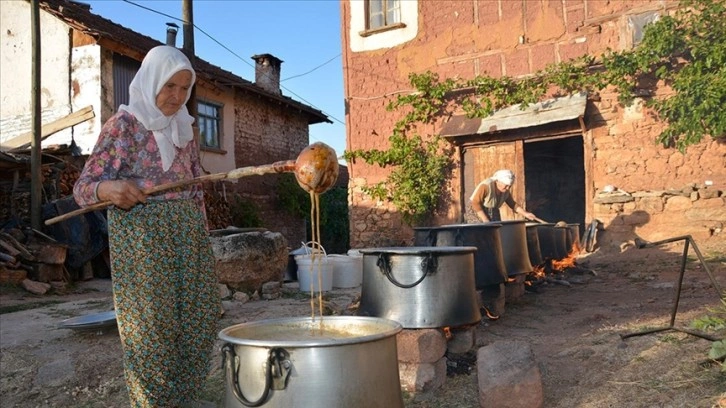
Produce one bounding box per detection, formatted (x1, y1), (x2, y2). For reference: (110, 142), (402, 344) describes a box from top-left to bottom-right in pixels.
(440, 92), (587, 138)
(38, 0), (331, 125)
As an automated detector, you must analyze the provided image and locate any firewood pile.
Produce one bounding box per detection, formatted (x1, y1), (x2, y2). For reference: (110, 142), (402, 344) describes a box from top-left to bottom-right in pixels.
(204, 185), (233, 230)
(0, 228), (70, 295)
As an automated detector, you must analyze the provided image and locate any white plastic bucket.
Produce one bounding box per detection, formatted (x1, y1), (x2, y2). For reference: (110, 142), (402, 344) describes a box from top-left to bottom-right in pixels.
(329, 254), (363, 288)
(295, 255), (333, 292)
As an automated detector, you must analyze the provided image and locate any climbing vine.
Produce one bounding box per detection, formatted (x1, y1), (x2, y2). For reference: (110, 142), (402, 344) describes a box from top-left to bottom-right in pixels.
(345, 0), (725, 224)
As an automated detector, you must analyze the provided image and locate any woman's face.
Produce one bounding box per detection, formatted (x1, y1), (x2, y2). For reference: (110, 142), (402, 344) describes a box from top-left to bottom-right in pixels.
(495, 180), (512, 193)
(155, 69), (193, 116)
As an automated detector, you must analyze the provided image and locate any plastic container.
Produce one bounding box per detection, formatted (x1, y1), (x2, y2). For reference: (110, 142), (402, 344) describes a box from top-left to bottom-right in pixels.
(329, 254), (363, 288)
(295, 255), (333, 292)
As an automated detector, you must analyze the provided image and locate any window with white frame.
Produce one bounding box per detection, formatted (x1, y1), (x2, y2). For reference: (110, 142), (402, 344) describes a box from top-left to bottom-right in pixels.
(350, 0), (417, 51)
(198, 101), (221, 150)
(366, 0), (401, 30)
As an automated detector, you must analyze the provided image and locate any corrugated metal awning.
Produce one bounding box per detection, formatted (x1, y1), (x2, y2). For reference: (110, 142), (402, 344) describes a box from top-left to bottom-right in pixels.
(441, 92), (587, 138)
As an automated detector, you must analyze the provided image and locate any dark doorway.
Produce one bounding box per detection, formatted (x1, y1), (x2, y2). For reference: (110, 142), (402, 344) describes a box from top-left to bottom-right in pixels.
(523, 136), (585, 231)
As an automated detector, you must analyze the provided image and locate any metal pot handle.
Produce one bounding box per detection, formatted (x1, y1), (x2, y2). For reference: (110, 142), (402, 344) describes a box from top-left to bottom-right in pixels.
(376, 253), (436, 289)
(454, 228), (464, 246)
(222, 344), (292, 407)
(423, 230), (437, 246)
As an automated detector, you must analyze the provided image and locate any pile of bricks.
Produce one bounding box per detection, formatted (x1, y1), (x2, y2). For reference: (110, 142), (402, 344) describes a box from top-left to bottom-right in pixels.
(396, 325), (478, 393)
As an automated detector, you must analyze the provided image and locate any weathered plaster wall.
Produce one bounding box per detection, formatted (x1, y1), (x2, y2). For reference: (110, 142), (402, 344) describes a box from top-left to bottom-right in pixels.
(343, 0), (724, 251)
(196, 84), (237, 175)
(1, 0), (73, 148)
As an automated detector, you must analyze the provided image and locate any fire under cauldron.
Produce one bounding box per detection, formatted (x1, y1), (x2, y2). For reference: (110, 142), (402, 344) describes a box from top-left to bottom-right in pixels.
(357, 246), (482, 329)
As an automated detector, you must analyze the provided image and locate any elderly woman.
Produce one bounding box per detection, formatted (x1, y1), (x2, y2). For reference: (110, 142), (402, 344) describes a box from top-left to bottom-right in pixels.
(73, 45), (219, 408)
(468, 169), (539, 223)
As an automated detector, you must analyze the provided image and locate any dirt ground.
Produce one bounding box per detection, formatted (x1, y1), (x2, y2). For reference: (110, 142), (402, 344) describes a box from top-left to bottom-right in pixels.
(1, 240), (725, 408)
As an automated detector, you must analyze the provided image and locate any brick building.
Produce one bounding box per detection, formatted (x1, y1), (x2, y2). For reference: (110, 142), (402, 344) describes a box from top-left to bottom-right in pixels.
(1, 0), (332, 245)
(341, 0), (724, 251)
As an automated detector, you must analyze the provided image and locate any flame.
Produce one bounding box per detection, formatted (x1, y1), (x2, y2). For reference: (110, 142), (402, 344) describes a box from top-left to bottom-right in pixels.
(482, 306), (500, 320)
(551, 243), (580, 271)
(442, 327), (452, 340)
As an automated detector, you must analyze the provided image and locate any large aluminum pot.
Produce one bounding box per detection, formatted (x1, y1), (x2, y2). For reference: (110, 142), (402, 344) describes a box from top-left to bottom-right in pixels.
(219, 316), (403, 408)
(357, 246), (482, 329)
(553, 225), (569, 259)
(525, 222), (543, 267)
(497, 220), (534, 276)
(535, 223), (557, 260)
(568, 223), (581, 251)
(413, 223), (507, 287)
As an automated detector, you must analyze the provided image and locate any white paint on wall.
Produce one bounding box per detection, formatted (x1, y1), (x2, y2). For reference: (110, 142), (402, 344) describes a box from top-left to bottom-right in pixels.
(197, 86), (236, 174)
(1, 0), (72, 147)
(349, 0), (418, 52)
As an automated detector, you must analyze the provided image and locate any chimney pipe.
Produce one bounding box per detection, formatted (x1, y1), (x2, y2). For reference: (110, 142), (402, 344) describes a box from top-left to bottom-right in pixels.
(166, 22), (179, 46)
(251, 54), (283, 95)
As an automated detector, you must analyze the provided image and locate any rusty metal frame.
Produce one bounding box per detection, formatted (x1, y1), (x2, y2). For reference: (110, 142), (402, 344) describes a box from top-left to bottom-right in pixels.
(620, 235), (723, 341)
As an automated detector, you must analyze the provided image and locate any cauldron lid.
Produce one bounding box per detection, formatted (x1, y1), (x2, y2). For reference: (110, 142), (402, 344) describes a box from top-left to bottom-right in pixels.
(358, 246), (477, 255)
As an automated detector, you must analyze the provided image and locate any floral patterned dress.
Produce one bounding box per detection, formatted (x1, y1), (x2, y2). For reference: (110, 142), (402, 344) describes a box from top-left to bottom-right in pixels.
(74, 111), (219, 407)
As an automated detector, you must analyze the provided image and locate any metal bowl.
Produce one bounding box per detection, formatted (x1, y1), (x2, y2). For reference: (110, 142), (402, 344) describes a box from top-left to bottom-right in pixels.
(60, 310), (117, 331)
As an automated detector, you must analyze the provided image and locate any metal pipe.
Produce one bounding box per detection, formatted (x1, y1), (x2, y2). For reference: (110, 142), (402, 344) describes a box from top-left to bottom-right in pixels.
(622, 234), (723, 341)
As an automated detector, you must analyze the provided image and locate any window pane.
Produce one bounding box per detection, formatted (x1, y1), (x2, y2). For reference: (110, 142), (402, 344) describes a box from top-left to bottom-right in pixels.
(370, 0), (382, 14)
(386, 0), (400, 24)
(197, 101), (222, 149)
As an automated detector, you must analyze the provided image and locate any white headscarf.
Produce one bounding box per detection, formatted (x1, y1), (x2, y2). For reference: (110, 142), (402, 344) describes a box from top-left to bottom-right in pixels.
(493, 169), (515, 186)
(119, 45), (196, 171)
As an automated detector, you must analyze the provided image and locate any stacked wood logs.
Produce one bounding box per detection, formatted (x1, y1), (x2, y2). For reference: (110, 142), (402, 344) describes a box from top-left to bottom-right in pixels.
(204, 185), (233, 230)
(58, 165), (81, 197)
(0, 229), (69, 294)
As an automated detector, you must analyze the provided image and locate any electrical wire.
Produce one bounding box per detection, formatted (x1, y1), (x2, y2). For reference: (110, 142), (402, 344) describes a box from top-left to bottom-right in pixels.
(119, 0), (345, 127)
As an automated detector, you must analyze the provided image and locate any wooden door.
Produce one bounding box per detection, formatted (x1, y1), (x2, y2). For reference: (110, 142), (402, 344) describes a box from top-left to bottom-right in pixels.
(462, 141), (524, 220)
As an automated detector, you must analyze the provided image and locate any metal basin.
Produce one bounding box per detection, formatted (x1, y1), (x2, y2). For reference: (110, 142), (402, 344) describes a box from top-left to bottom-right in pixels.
(414, 223), (507, 287)
(219, 316), (403, 408)
(497, 220), (534, 276)
(357, 246), (482, 329)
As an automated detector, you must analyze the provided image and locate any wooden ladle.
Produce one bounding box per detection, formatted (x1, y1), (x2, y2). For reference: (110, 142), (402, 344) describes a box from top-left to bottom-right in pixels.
(44, 142), (339, 226)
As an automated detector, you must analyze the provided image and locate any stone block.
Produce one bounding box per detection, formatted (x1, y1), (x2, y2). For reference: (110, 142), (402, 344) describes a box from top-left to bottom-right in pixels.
(398, 356), (447, 393)
(211, 230), (287, 293)
(479, 283), (505, 318)
(505, 274), (526, 303)
(478, 341), (544, 408)
(396, 329), (447, 363)
(447, 326), (476, 354)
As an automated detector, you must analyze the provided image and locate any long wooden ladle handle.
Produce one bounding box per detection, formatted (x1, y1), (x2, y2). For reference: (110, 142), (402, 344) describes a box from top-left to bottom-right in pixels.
(44, 160), (295, 226)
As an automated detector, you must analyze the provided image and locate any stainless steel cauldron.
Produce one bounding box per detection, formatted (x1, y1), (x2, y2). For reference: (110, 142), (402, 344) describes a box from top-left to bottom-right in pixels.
(357, 246), (482, 329)
(413, 223), (507, 287)
(525, 222), (543, 267)
(219, 316), (403, 408)
(535, 223), (557, 260)
(496, 220), (534, 276)
(553, 225), (569, 259)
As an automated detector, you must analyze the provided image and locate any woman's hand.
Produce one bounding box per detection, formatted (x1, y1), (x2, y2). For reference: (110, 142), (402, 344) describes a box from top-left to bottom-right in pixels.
(96, 180), (147, 210)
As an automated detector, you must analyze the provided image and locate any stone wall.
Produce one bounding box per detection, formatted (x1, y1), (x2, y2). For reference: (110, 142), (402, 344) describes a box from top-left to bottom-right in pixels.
(231, 91), (310, 246)
(342, 0), (725, 251)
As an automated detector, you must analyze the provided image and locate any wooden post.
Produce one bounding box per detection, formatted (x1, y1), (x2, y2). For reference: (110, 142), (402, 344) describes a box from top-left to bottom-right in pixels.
(30, 0), (42, 230)
(182, 0), (197, 121)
